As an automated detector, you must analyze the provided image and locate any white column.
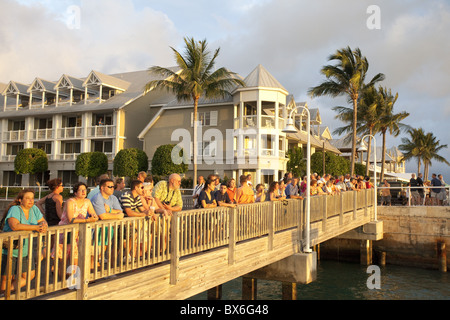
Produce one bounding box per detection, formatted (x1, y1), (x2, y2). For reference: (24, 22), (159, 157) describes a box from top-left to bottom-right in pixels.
(16, 94), (19, 110)
(3, 95), (6, 111)
(84, 86), (87, 104)
(70, 88), (73, 106)
(55, 89), (59, 107)
(99, 84), (103, 104)
(29, 92), (32, 109)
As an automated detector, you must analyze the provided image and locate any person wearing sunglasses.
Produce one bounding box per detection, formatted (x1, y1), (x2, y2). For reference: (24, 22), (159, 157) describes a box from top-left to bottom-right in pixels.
(91, 179), (124, 221)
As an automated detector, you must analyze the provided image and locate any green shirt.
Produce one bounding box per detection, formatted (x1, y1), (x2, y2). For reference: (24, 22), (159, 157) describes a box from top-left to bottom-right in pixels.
(152, 180), (183, 209)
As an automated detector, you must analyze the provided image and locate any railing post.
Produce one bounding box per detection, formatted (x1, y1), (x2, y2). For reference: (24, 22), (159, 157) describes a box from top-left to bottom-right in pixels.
(170, 212), (180, 285)
(339, 192), (344, 226)
(77, 223), (91, 300)
(268, 201), (275, 251)
(353, 191), (357, 220)
(228, 207), (237, 265)
(322, 195), (327, 233)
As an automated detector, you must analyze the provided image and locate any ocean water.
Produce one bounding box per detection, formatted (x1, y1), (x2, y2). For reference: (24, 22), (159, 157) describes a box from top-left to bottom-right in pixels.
(190, 260), (450, 300)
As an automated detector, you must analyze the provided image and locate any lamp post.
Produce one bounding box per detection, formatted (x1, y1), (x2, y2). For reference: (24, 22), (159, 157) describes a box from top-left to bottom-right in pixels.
(282, 106), (312, 253)
(358, 135), (378, 221)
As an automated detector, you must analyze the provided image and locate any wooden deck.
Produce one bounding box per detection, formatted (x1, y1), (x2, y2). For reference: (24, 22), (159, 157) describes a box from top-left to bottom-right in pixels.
(0, 190), (376, 300)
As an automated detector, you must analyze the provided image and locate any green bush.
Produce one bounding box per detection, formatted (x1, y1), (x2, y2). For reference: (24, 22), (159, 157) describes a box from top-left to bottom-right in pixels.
(311, 152), (350, 176)
(113, 148), (148, 179)
(151, 144), (188, 177)
(75, 152), (108, 179)
(14, 148), (48, 175)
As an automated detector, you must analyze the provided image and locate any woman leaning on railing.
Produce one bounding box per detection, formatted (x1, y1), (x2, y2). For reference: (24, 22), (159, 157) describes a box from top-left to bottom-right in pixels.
(0, 189), (48, 292)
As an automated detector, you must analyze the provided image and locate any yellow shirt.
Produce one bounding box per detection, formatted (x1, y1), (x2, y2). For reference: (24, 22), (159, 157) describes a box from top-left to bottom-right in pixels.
(236, 185), (255, 204)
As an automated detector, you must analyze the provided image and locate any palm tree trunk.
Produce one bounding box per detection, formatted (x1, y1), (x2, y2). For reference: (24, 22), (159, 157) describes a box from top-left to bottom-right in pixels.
(193, 97), (199, 186)
(365, 127), (373, 177)
(380, 130), (387, 182)
(351, 98), (358, 176)
(417, 158), (421, 176)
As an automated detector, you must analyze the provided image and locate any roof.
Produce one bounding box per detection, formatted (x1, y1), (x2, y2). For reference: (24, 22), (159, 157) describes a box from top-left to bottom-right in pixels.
(243, 64), (287, 92)
(0, 69), (166, 118)
(83, 70), (131, 91)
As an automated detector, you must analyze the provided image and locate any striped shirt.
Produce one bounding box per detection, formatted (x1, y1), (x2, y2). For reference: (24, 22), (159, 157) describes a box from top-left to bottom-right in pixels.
(120, 191), (143, 215)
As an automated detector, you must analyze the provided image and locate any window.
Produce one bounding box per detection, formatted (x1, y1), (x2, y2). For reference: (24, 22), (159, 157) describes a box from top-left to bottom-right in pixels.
(33, 142), (52, 154)
(92, 140), (113, 153)
(7, 143), (24, 155)
(3, 171), (22, 186)
(62, 141), (81, 154)
(64, 115), (82, 128)
(35, 118), (53, 129)
(10, 120), (25, 131)
(93, 113), (113, 126)
(190, 111), (218, 126)
(58, 171), (79, 186)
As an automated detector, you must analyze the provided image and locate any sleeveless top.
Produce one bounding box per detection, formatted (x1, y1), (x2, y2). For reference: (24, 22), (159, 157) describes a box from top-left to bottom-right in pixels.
(45, 194), (60, 226)
(59, 198), (90, 226)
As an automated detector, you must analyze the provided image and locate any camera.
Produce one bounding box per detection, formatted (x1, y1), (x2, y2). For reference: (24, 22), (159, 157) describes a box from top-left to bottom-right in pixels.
(163, 201), (170, 205)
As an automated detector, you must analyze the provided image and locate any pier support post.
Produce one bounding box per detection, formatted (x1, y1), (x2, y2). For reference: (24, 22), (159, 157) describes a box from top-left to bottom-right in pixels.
(438, 242), (447, 272)
(207, 285), (223, 300)
(242, 277), (257, 300)
(360, 240), (372, 266)
(378, 251), (386, 267)
(281, 282), (297, 300)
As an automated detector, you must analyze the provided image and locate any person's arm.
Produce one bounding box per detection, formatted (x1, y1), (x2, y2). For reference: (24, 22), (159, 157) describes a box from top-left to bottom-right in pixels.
(54, 194), (64, 219)
(35, 194), (47, 215)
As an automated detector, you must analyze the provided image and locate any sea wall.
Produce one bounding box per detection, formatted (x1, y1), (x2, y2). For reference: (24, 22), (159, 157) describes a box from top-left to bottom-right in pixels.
(320, 206), (450, 270)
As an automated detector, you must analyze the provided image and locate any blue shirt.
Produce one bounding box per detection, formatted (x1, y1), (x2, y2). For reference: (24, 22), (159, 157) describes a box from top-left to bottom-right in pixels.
(431, 178), (442, 193)
(285, 183), (299, 199)
(2, 205), (43, 257)
(91, 192), (122, 217)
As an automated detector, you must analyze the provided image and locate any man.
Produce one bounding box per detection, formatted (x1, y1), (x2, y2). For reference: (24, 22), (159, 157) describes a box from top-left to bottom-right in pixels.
(120, 179), (154, 218)
(430, 173), (442, 205)
(91, 179), (124, 220)
(380, 179), (391, 206)
(285, 177), (303, 199)
(438, 174), (447, 205)
(192, 175), (205, 208)
(113, 177), (126, 199)
(215, 183), (236, 208)
(236, 174), (255, 204)
(416, 173), (424, 205)
(137, 171), (147, 183)
(152, 173), (183, 217)
(336, 175), (347, 192)
(87, 173), (110, 200)
(409, 173), (420, 206)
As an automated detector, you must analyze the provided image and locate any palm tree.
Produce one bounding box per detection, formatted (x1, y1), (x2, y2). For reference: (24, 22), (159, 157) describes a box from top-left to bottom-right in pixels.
(332, 85), (381, 176)
(308, 46), (385, 176)
(399, 129), (449, 180)
(422, 133), (449, 180)
(144, 37), (245, 184)
(375, 87), (410, 182)
(398, 128), (427, 174)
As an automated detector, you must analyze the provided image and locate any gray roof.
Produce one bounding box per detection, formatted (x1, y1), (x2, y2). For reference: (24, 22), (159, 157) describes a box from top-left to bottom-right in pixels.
(83, 70), (131, 91)
(0, 69), (171, 119)
(243, 64), (287, 91)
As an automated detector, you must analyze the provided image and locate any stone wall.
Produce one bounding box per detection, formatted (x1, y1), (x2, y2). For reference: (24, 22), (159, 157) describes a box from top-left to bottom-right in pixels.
(320, 206), (450, 270)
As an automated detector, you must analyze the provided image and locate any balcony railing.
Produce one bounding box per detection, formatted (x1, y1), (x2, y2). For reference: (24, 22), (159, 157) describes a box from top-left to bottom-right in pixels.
(87, 125), (116, 138)
(2, 130), (27, 142)
(57, 127), (83, 139)
(234, 115), (285, 130)
(51, 153), (80, 161)
(29, 128), (54, 141)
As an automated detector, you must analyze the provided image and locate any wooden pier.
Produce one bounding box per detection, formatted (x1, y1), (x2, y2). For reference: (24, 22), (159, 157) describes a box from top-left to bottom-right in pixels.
(0, 189), (380, 300)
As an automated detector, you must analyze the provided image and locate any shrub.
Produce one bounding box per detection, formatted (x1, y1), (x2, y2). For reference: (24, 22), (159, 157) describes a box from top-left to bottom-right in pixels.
(113, 148), (148, 178)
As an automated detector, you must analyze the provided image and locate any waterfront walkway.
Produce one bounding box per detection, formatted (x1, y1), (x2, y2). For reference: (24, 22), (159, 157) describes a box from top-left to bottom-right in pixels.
(0, 190), (377, 300)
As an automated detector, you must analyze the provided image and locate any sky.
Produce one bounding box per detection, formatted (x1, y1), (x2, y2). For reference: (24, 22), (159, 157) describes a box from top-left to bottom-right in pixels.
(1, 0), (449, 181)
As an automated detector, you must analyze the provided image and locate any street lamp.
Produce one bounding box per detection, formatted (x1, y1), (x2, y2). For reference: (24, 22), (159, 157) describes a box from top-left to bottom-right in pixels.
(357, 135), (378, 221)
(282, 106), (312, 253)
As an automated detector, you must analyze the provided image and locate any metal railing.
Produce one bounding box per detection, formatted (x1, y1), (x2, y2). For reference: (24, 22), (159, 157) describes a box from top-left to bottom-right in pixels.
(377, 185), (449, 206)
(0, 189), (375, 300)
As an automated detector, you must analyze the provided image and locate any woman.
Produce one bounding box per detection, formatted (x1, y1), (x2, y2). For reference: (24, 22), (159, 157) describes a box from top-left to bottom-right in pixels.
(310, 180), (319, 196)
(255, 184), (266, 202)
(198, 178), (217, 208)
(268, 181), (280, 201)
(36, 178), (64, 226)
(226, 178), (237, 204)
(1, 189), (48, 292)
(54, 182), (98, 267)
(278, 180), (287, 200)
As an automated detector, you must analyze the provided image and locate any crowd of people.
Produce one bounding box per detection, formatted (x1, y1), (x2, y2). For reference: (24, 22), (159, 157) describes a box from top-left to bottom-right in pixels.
(1, 169), (446, 291)
(191, 172), (375, 209)
(0, 171), (183, 292)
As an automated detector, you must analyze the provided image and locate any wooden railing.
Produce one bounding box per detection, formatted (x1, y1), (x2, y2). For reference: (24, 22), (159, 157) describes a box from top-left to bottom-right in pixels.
(0, 189), (374, 300)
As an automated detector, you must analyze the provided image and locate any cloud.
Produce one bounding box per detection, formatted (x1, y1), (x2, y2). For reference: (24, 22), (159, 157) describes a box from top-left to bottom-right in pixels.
(0, 0), (180, 83)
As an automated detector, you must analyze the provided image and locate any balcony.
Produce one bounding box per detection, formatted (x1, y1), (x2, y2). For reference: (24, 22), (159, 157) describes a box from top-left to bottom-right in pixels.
(57, 127), (83, 139)
(51, 153), (80, 161)
(2, 155), (16, 162)
(234, 115), (285, 130)
(87, 125), (116, 138)
(29, 128), (54, 141)
(2, 130), (27, 142)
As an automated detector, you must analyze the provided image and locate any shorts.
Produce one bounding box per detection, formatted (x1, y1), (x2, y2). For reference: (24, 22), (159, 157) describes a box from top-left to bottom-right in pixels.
(1, 253), (36, 275)
(381, 195), (391, 203)
(431, 191), (440, 198)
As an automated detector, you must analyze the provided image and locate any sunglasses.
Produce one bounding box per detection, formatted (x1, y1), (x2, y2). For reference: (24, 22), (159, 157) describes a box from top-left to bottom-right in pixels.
(105, 185), (114, 189)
